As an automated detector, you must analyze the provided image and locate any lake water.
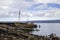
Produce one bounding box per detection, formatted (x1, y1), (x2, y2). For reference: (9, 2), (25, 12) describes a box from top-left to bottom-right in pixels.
(31, 23), (60, 37)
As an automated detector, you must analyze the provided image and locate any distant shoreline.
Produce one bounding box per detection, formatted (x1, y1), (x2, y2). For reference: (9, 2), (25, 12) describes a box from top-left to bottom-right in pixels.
(0, 20), (60, 23)
(31, 20), (60, 23)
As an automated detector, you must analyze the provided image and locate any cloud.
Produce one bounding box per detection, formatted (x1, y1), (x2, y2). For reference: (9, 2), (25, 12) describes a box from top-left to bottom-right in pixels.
(0, 0), (13, 6)
(23, 0), (34, 2)
(0, 0), (60, 21)
(20, 8), (60, 21)
(28, 3), (60, 10)
(0, 18), (18, 22)
(34, 0), (60, 4)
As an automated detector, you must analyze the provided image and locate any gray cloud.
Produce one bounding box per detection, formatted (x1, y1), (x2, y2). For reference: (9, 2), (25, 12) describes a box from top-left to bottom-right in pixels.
(0, 0), (60, 21)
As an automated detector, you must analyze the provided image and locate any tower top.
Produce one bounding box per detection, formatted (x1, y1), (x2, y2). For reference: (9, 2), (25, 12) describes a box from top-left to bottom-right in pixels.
(18, 10), (20, 21)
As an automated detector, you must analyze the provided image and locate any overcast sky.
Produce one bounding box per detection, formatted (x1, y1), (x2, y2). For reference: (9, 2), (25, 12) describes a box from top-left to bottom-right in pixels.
(0, 0), (60, 22)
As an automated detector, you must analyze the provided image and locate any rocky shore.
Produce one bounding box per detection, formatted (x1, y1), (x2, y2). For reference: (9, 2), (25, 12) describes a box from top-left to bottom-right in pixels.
(0, 23), (60, 40)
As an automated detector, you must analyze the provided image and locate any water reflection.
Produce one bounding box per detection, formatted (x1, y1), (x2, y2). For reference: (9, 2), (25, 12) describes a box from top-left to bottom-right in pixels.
(31, 23), (60, 37)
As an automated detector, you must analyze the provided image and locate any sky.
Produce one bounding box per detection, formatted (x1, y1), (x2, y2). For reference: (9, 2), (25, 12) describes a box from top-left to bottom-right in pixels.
(0, 0), (60, 22)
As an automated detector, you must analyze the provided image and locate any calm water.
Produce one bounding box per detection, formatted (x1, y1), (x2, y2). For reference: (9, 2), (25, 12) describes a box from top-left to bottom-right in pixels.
(31, 23), (60, 37)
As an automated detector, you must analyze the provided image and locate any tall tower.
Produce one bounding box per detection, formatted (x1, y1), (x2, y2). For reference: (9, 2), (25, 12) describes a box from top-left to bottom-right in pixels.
(18, 10), (20, 22)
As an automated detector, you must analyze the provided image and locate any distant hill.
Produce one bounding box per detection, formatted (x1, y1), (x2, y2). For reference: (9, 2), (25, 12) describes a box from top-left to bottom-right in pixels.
(0, 20), (60, 23)
(28, 20), (60, 23)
